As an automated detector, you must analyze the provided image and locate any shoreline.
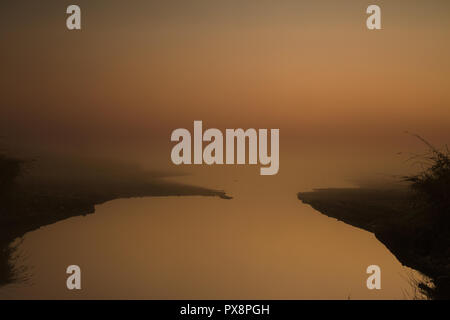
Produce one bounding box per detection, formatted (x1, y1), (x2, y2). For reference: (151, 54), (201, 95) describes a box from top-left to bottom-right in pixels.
(297, 188), (450, 299)
(0, 178), (230, 286)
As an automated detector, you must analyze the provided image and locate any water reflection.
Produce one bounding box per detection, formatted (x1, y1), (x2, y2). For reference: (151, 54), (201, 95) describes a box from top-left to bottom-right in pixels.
(0, 162), (424, 299)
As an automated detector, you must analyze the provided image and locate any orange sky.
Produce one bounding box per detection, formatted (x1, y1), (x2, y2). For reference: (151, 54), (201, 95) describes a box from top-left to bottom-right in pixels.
(1, 0), (450, 152)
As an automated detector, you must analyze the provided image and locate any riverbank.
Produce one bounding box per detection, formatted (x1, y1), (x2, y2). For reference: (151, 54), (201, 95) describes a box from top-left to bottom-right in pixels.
(0, 157), (230, 286)
(298, 187), (450, 299)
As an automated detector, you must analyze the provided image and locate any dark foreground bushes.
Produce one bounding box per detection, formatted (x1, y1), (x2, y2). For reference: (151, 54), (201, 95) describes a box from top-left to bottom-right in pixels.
(0, 154), (22, 195)
(403, 137), (450, 226)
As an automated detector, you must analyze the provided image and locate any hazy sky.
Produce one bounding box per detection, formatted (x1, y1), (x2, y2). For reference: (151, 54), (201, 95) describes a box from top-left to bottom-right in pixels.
(1, 0), (449, 152)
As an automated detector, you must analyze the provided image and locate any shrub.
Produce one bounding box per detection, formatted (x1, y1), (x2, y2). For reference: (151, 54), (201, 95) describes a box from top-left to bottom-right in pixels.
(0, 154), (22, 195)
(403, 135), (450, 224)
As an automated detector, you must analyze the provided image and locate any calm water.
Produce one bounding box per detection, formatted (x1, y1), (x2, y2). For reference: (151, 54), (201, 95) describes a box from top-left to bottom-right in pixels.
(0, 151), (424, 299)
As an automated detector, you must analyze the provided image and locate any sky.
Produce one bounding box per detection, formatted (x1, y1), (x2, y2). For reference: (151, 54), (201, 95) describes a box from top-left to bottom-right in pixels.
(1, 0), (449, 155)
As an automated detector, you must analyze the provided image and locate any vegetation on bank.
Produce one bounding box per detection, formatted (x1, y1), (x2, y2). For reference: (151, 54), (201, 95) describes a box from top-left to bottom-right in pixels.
(402, 137), (450, 299)
(299, 137), (450, 300)
(403, 136), (450, 226)
(0, 154), (22, 196)
(0, 154), (23, 284)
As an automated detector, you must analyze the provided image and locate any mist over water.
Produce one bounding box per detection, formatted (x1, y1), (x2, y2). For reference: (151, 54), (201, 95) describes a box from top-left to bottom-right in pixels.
(0, 146), (425, 299)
